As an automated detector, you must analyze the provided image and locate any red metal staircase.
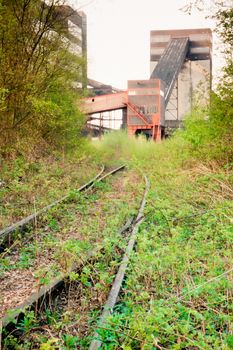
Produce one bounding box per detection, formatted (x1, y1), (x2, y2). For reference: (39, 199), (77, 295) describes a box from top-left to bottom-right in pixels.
(126, 101), (152, 125)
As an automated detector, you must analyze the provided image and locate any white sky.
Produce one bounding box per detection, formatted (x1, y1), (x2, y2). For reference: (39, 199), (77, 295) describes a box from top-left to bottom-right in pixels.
(67, 0), (220, 89)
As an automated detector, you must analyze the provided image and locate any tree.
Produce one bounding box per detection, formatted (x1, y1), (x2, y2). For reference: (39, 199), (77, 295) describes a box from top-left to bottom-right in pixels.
(0, 0), (86, 157)
(181, 1), (233, 164)
(210, 6), (233, 163)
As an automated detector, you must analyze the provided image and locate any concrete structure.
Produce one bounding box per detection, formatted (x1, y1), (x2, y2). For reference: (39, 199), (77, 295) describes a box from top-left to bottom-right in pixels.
(67, 8), (87, 85)
(52, 5), (87, 56)
(42, 2), (87, 58)
(150, 29), (212, 129)
(49, 4), (87, 84)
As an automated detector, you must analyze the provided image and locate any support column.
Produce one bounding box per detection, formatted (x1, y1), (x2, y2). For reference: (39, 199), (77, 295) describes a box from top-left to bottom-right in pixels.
(153, 126), (161, 141)
(121, 108), (127, 129)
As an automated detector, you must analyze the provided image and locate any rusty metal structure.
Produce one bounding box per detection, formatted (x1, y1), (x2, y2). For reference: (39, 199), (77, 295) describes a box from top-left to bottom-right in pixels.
(84, 28), (212, 141)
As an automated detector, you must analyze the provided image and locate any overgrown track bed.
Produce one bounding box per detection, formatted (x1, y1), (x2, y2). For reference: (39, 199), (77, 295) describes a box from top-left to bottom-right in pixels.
(0, 161), (103, 231)
(0, 166), (144, 348)
(89, 174), (149, 350)
(0, 165), (106, 248)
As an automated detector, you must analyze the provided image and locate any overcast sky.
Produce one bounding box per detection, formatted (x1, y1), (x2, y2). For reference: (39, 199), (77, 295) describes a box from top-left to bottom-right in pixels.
(67, 0), (219, 89)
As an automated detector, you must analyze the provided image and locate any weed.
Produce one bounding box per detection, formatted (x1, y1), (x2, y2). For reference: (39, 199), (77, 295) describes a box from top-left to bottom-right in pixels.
(17, 311), (37, 333)
(34, 266), (54, 286)
(62, 334), (79, 348)
(48, 218), (60, 232)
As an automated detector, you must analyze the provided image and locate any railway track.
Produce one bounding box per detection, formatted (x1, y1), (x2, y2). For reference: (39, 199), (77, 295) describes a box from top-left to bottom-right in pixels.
(1, 167), (148, 349)
(0, 166), (147, 346)
(0, 165), (125, 249)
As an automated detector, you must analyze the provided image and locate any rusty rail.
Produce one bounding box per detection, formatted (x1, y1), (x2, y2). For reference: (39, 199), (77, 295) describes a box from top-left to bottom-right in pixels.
(89, 174), (149, 350)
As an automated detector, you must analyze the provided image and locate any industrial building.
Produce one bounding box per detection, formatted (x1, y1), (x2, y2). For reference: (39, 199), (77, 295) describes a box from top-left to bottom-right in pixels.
(84, 28), (212, 141)
(47, 3), (87, 84)
(60, 5), (87, 60)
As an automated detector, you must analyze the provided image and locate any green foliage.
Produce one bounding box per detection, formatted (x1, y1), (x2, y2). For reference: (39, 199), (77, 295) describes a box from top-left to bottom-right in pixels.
(17, 246), (36, 269)
(17, 311), (37, 333)
(215, 6), (233, 53)
(62, 334), (79, 349)
(0, 0), (86, 158)
(179, 95), (233, 164)
(48, 218), (60, 232)
(226, 335), (233, 349)
(40, 338), (60, 350)
(178, 86), (233, 165)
